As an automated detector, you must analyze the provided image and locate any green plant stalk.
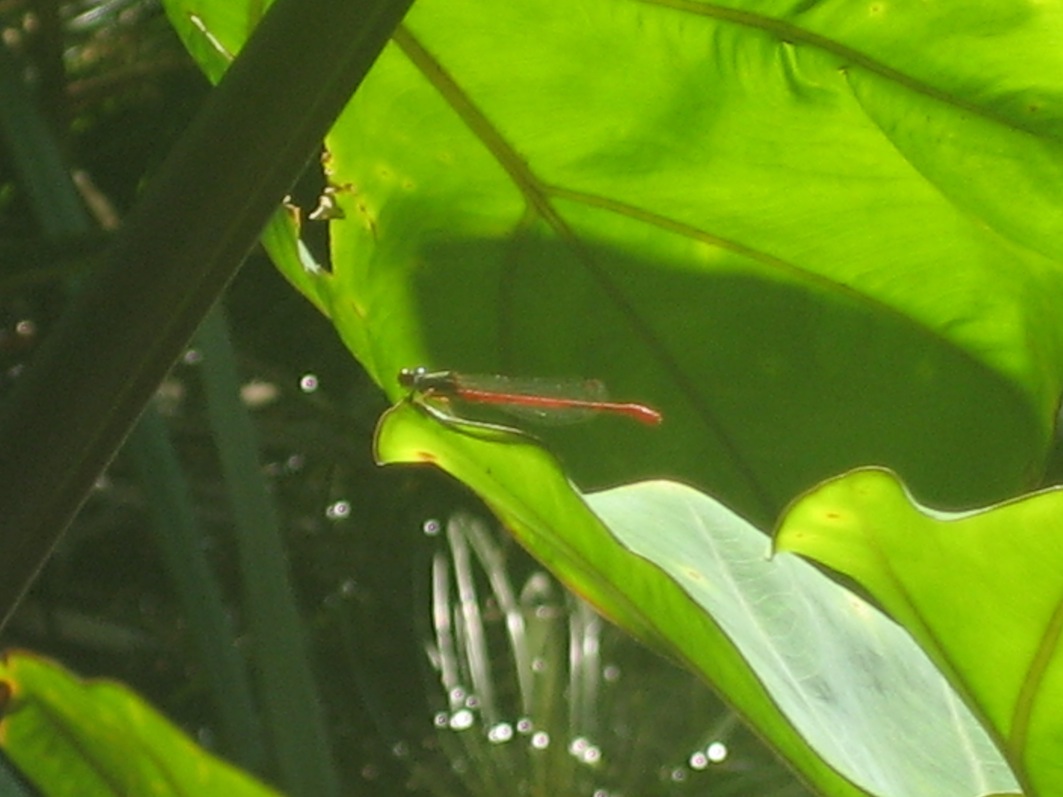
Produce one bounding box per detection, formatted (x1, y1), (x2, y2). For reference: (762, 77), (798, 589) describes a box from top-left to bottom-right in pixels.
(195, 304), (340, 797)
(125, 412), (268, 774)
(0, 42), (87, 238)
(0, 30), (268, 774)
(0, 0), (416, 629)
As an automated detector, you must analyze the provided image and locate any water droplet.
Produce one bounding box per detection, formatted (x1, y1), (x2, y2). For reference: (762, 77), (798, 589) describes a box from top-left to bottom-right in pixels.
(689, 751), (709, 770)
(449, 687), (467, 703)
(391, 741), (409, 758)
(423, 518), (441, 536)
(464, 694), (480, 709)
(531, 657), (546, 672)
(487, 722), (513, 743)
(707, 741), (728, 763)
(521, 571), (553, 602)
(155, 379), (185, 412)
(182, 348), (202, 365)
(299, 373), (319, 392)
(670, 767), (687, 782)
(603, 664), (621, 682)
(531, 731), (550, 749)
(449, 709), (474, 730)
(516, 718), (533, 734)
(240, 380), (279, 407)
(567, 737), (600, 764)
(325, 500), (351, 520)
(15, 319), (35, 337)
(433, 712), (448, 728)
(286, 454), (305, 472)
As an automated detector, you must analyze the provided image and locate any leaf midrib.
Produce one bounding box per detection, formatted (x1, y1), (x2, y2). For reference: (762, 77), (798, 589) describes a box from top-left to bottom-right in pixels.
(393, 22), (781, 515)
(641, 0), (1052, 142)
(1008, 588), (1063, 765)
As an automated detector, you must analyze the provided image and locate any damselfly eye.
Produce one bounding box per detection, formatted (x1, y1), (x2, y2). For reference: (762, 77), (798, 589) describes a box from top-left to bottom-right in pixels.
(398, 367), (422, 388)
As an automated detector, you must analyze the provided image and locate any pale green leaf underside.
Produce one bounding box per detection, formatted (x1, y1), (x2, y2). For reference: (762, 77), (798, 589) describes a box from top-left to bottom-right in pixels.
(776, 468), (1063, 797)
(589, 479), (1018, 797)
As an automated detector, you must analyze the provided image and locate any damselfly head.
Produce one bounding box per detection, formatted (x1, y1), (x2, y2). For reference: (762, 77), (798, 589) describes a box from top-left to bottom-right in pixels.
(398, 366), (428, 388)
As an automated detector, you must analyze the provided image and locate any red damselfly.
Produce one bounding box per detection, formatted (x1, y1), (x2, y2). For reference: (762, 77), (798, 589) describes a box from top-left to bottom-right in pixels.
(399, 366), (662, 426)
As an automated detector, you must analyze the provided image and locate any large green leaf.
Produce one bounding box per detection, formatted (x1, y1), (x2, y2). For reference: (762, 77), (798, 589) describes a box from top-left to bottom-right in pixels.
(775, 468), (1063, 797)
(322, 0), (1063, 522)
(169, 0), (1063, 522)
(0, 652), (281, 797)
(376, 401), (1021, 797)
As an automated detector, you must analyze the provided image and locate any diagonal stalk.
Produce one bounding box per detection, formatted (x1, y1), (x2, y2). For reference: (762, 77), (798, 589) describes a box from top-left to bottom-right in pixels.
(0, 0), (415, 629)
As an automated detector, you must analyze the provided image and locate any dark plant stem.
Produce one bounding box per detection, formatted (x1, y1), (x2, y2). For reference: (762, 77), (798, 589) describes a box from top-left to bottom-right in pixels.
(0, 0), (415, 630)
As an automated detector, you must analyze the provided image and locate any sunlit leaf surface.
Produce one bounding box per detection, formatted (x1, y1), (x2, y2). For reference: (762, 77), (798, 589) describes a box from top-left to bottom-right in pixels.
(377, 402), (1020, 797)
(776, 468), (1063, 797)
(166, 0), (1063, 522)
(0, 652), (281, 797)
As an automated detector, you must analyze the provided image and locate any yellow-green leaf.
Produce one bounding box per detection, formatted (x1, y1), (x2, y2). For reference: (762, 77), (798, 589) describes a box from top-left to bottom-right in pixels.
(0, 652), (281, 797)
